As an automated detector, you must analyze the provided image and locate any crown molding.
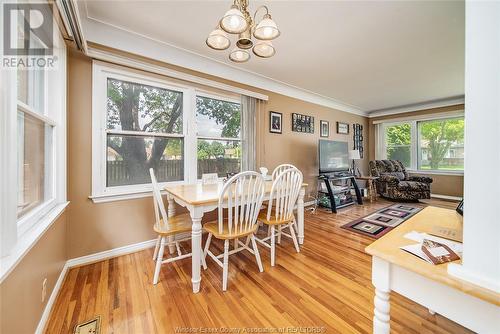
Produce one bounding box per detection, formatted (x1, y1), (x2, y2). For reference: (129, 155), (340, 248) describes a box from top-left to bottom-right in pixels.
(78, 14), (367, 116)
(367, 96), (465, 118)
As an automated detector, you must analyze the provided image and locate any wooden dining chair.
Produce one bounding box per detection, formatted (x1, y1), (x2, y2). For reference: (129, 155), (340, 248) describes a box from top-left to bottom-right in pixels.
(267, 164), (300, 240)
(256, 168), (303, 266)
(271, 163), (298, 180)
(149, 168), (207, 285)
(203, 171), (265, 291)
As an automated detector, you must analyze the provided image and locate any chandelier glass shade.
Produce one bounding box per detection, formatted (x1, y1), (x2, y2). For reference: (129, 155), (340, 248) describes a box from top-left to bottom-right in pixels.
(253, 14), (280, 40)
(229, 48), (251, 62)
(207, 0), (279, 63)
(252, 40), (275, 58)
(220, 5), (248, 34)
(206, 28), (231, 50)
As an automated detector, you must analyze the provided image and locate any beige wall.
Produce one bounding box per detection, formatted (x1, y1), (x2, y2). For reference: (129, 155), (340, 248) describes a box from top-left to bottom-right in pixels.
(368, 104), (464, 197)
(0, 212), (67, 334)
(66, 47), (369, 258)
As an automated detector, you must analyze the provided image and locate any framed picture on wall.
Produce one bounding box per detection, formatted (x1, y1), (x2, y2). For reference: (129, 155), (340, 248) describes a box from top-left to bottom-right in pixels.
(269, 111), (282, 134)
(292, 113), (314, 133)
(320, 120), (329, 137)
(337, 121), (349, 134)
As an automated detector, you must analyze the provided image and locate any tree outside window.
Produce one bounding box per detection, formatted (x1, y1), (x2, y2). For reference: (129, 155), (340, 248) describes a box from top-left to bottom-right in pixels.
(385, 123), (411, 167)
(418, 118), (464, 170)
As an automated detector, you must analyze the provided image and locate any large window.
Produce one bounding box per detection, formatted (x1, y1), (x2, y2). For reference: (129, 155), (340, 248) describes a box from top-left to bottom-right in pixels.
(92, 64), (244, 201)
(105, 78), (184, 187)
(1, 4), (67, 261)
(378, 115), (464, 173)
(385, 123), (411, 167)
(196, 95), (241, 178)
(418, 118), (464, 171)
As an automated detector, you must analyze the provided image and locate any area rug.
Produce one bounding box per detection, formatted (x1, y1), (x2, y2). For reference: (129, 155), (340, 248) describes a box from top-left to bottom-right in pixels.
(341, 204), (422, 239)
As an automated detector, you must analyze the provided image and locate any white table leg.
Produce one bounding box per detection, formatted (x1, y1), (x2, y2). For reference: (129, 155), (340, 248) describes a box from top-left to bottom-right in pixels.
(372, 257), (391, 334)
(297, 187), (305, 244)
(189, 206), (204, 293)
(167, 195), (176, 254)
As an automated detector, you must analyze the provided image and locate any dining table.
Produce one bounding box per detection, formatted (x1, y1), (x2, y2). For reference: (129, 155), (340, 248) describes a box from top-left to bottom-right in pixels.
(164, 179), (308, 293)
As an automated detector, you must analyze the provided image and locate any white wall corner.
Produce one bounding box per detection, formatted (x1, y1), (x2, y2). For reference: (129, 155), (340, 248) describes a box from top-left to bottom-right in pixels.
(458, 0), (500, 293)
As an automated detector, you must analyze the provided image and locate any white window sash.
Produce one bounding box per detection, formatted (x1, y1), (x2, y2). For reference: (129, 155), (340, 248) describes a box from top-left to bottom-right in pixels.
(92, 64), (192, 199)
(377, 115), (464, 175)
(1, 19), (67, 260)
(195, 93), (243, 179)
(91, 63), (243, 201)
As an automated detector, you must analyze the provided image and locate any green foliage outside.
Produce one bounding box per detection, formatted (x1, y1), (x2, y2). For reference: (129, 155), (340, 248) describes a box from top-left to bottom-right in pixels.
(419, 118), (464, 169)
(385, 118), (464, 170)
(107, 79), (241, 183)
(386, 123), (412, 167)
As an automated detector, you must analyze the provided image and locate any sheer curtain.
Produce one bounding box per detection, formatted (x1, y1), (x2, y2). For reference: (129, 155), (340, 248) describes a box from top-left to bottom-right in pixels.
(241, 95), (262, 171)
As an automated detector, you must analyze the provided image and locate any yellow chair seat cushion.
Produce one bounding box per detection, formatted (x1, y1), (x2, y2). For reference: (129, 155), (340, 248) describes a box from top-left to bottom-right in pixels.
(257, 210), (293, 225)
(204, 221), (259, 240)
(153, 213), (192, 236)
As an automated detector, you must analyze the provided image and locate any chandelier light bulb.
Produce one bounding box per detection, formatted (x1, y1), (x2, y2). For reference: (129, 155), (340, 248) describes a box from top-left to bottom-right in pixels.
(252, 40), (275, 58)
(220, 5), (248, 34)
(254, 13), (280, 40)
(229, 48), (250, 63)
(206, 28), (231, 50)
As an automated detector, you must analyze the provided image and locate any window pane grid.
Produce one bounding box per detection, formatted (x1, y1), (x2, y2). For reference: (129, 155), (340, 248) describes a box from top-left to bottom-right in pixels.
(105, 77), (185, 187)
(196, 95), (242, 178)
(17, 112), (53, 218)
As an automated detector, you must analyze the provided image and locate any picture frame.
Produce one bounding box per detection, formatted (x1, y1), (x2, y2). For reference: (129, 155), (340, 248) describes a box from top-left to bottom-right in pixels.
(269, 111), (282, 134)
(292, 113), (314, 133)
(337, 121), (349, 134)
(320, 120), (329, 137)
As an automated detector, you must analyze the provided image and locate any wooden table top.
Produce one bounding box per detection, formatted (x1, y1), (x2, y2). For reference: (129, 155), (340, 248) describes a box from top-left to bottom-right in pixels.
(165, 180), (308, 206)
(365, 206), (500, 306)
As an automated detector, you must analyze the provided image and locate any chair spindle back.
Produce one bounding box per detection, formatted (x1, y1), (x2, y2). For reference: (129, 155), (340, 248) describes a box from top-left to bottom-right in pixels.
(267, 168), (303, 222)
(150, 168), (169, 230)
(218, 171), (265, 235)
(271, 163), (299, 180)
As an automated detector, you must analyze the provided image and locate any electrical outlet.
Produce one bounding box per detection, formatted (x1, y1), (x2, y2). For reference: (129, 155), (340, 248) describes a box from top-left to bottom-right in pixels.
(41, 278), (47, 303)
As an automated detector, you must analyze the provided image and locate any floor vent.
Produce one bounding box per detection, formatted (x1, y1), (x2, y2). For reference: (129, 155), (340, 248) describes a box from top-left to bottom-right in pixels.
(74, 316), (101, 334)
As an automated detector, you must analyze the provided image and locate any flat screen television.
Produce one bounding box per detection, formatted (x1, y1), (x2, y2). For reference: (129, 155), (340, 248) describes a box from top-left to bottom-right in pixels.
(319, 139), (350, 173)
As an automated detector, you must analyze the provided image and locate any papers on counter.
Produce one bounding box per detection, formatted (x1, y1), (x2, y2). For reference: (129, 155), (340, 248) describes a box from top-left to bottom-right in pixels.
(400, 230), (463, 264)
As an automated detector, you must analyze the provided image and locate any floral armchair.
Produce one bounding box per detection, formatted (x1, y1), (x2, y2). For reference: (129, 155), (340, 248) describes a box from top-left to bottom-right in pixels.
(369, 160), (433, 201)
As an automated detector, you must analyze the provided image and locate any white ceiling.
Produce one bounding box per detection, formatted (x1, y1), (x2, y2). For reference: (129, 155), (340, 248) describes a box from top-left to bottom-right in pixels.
(79, 0), (465, 114)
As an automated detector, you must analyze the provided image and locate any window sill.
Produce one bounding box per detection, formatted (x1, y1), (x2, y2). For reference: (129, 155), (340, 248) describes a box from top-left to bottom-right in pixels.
(0, 201), (69, 283)
(408, 170), (464, 176)
(90, 190), (159, 204)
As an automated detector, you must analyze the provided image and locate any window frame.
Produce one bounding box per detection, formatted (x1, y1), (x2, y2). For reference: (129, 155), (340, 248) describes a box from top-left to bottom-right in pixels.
(377, 112), (464, 175)
(0, 12), (67, 272)
(195, 92), (242, 180)
(91, 62), (243, 203)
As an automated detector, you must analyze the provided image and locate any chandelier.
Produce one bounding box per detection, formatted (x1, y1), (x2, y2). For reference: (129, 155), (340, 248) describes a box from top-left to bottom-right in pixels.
(206, 0), (280, 63)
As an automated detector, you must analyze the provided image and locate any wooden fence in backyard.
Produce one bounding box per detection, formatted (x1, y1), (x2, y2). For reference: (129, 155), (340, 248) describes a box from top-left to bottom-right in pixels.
(107, 158), (240, 185)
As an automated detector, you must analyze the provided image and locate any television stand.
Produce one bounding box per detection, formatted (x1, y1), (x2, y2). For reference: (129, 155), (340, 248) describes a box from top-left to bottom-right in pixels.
(318, 173), (363, 213)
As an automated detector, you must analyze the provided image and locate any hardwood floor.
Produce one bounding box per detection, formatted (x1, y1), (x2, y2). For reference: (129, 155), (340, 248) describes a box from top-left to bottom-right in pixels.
(45, 198), (470, 334)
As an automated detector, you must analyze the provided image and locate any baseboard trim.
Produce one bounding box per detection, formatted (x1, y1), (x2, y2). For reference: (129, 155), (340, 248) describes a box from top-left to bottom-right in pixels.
(431, 194), (462, 201)
(35, 262), (69, 334)
(66, 238), (158, 268)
